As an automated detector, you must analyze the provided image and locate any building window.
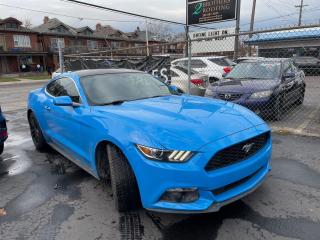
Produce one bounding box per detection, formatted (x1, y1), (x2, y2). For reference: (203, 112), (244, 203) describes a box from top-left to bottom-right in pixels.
(6, 22), (18, 29)
(111, 41), (121, 49)
(87, 40), (98, 50)
(50, 38), (65, 49)
(13, 35), (31, 48)
(82, 30), (93, 36)
(55, 25), (68, 33)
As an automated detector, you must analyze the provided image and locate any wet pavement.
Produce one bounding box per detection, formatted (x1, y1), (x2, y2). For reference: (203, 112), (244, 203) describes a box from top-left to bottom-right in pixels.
(0, 109), (320, 240)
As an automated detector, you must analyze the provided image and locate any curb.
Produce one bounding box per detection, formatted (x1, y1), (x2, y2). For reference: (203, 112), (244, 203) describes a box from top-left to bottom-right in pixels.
(0, 79), (49, 86)
(272, 127), (320, 138)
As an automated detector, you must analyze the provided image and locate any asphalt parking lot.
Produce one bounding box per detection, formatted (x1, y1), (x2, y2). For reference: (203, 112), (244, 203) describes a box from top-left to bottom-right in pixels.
(0, 109), (320, 240)
(269, 76), (320, 137)
(0, 78), (320, 240)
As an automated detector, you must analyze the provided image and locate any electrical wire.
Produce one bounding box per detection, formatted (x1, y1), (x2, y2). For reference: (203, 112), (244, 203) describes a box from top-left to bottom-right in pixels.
(0, 3), (143, 23)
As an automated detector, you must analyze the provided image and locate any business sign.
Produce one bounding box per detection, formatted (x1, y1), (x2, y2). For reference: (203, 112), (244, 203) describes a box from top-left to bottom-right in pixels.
(187, 0), (238, 25)
(190, 28), (235, 54)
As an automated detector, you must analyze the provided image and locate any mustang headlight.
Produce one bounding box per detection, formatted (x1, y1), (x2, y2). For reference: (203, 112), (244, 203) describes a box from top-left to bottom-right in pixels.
(136, 144), (193, 162)
(250, 90), (273, 99)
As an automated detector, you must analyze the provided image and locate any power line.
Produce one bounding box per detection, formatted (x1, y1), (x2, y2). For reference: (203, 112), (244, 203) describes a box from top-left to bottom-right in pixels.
(60, 0), (215, 30)
(0, 3), (142, 23)
(60, 0), (186, 26)
(241, 6), (320, 27)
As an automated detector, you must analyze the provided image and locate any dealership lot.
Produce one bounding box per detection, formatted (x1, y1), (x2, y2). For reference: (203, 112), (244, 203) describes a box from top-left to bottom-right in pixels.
(0, 78), (319, 240)
(0, 108), (320, 240)
(1, 76), (319, 136)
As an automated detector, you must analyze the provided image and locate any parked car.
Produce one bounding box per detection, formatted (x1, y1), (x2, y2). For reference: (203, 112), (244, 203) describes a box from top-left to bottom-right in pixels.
(205, 59), (306, 120)
(171, 56), (235, 84)
(170, 66), (209, 96)
(28, 69), (271, 213)
(52, 68), (61, 79)
(0, 106), (8, 155)
(236, 57), (265, 64)
(293, 56), (320, 75)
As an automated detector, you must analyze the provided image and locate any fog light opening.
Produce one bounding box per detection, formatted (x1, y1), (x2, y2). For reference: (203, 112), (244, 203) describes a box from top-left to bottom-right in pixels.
(160, 188), (199, 203)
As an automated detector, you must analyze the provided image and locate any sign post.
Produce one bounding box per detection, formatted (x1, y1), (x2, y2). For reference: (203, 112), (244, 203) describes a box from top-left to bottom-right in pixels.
(186, 0), (240, 93)
(234, 0), (241, 60)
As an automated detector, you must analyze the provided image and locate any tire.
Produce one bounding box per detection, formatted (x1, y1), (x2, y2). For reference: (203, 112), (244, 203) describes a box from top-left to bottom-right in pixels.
(28, 112), (48, 151)
(0, 142), (3, 155)
(272, 96), (283, 121)
(296, 88), (305, 106)
(107, 144), (141, 212)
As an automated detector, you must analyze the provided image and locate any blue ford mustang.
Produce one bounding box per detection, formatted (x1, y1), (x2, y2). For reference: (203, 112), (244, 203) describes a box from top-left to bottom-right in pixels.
(27, 69), (272, 213)
(0, 106), (8, 155)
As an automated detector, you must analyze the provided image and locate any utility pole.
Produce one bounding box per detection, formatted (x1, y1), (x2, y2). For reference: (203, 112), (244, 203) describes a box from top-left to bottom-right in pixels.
(234, 0), (241, 60)
(249, 0), (256, 56)
(145, 19), (150, 57)
(295, 0), (308, 26)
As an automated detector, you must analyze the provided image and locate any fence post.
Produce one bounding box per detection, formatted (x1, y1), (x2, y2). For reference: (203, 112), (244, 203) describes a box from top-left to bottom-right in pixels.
(234, 0), (241, 60)
(187, 36), (192, 94)
(58, 40), (64, 73)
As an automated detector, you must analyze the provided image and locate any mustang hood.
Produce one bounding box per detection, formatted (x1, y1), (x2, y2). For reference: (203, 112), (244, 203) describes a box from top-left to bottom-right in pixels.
(93, 95), (266, 151)
(211, 79), (280, 94)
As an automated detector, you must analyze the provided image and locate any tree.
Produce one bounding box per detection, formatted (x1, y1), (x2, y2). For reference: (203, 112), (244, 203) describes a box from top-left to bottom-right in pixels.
(143, 21), (172, 40)
(24, 18), (32, 29)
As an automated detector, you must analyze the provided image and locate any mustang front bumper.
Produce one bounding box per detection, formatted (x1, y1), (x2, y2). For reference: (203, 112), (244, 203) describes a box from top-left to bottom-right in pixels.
(128, 124), (272, 213)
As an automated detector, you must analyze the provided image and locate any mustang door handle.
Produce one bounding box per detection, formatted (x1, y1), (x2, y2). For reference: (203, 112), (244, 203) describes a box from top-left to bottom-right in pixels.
(44, 106), (51, 111)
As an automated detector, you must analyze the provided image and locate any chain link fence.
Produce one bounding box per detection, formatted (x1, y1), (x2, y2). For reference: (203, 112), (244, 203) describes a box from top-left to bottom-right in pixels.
(64, 24), (320, 136)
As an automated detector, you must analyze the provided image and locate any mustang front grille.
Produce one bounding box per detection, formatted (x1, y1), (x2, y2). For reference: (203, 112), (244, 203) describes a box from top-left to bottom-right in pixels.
(205, 132), (270, 171)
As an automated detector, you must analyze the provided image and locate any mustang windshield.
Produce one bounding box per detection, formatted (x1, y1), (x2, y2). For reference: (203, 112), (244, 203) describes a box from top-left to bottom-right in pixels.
(227, 62), (281, 80)
(80, 73), (172, 105)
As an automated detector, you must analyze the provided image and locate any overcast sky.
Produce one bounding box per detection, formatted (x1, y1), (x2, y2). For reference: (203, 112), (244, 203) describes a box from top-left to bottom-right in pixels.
(0, 0), (319, 33)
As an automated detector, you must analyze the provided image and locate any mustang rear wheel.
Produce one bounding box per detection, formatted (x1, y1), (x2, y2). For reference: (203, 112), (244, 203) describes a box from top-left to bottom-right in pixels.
(107, 144), (141, 212)
(28, 112), (48, 151)
(0, 142), (3, 155)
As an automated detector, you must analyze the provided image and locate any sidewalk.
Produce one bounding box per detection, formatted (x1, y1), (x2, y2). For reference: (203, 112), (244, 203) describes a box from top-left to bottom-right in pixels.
(0, 79), (49, 86)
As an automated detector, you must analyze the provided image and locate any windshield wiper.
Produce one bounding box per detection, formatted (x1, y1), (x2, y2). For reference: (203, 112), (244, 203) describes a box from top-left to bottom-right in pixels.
(244, 77), (261, 79)
(97, 100), (125, 106)
(131, 95), (170, 101)
(149, 95), (169, 98)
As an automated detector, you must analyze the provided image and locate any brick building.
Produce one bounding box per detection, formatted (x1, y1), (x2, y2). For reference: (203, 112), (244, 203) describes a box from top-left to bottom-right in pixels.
(0, 17), (47, 74)
(0, 16), (175, 74)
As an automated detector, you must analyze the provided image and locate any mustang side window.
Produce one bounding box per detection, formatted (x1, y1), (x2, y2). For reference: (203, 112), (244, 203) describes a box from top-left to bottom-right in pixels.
(46, 78), (81, 103)
(46, 81), (59, 96)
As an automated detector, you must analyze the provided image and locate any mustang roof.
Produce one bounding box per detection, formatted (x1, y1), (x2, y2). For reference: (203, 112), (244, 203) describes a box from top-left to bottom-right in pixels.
(74, 69), (143, 77)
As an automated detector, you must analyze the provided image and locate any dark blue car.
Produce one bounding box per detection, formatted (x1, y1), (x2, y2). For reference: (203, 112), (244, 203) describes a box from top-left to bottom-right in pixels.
(205, 59), (306, 120)
(0, 106), (8, 155)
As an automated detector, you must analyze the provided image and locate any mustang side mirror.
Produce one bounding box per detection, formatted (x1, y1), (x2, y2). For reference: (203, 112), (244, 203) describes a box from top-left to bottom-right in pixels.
(53, 96), (76, 107)
(169, 85), (184, 95)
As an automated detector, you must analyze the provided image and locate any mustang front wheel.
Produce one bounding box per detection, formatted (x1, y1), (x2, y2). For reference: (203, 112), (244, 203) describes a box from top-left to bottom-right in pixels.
(107, 144), (141, 212)
(28, 112), (48, 151)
